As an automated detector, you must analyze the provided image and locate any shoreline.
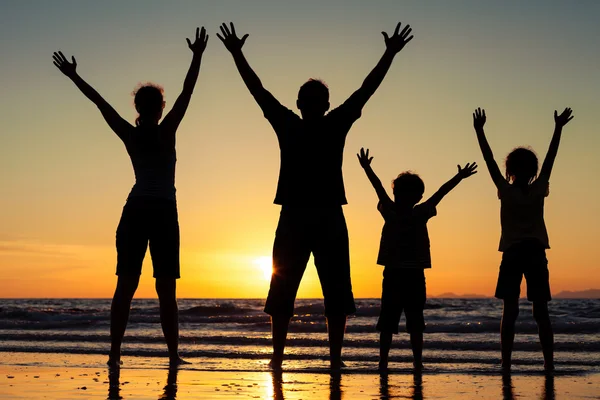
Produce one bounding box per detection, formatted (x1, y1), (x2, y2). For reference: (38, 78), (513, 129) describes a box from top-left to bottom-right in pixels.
(1, 352), (599, 399)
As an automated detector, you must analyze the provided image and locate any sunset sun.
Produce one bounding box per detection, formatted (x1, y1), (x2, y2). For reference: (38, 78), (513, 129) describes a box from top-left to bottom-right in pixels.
(254, 256), (273, 281)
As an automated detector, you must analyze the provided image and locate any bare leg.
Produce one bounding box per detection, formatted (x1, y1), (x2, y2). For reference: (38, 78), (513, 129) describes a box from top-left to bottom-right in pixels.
(269, 316), (291, 370)
(410, 332), (424, 370)
(379, 331), (393, 372)
(327, 315), (347, 370)
(109, 276), (140, 365)
(500, 298), (520, 371)
(155, 278), (183, 365)
(533, 301), (554, 371)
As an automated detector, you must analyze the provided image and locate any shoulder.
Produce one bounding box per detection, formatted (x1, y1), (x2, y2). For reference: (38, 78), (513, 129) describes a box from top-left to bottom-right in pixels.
(415, 203), (437, 219)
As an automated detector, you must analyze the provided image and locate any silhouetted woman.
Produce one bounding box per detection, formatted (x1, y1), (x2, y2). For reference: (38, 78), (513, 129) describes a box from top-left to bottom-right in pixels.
(53, 27), (208, 366)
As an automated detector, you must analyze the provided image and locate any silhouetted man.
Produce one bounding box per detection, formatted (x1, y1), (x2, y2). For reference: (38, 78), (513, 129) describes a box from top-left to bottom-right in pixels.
(218, 21), (413, 370)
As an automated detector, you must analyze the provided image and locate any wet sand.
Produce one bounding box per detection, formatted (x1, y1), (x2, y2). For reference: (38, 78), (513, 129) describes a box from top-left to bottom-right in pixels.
(0, 352), (599, 399)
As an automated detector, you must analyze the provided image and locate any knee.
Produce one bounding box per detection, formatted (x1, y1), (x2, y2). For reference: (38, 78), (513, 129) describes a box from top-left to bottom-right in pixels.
(503, 302), (520, 322)
(533, 304), (550, 324)
(155, 279), (176, 301)
(115, 276), (140, 298)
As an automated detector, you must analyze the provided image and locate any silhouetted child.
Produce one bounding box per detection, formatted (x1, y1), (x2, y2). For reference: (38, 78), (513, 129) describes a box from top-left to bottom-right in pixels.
(472, 107), (574, 371)
(357, 148), (477, 371)
(53, 27), (209, 367)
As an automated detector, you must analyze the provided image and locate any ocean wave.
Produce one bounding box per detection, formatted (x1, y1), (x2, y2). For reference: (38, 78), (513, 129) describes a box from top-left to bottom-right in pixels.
(1, 345), (598, 369)
(1, 333), (599, 353)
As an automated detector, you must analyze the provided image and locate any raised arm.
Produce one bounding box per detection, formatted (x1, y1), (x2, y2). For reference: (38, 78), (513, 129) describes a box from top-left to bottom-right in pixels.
(217, 22), (280, 112)
(161, 27), (209, 133)
(425, 163), (478, 207)
(473, 108), (504, 187)
(53, 51), (133, 141)
(344, 22), (413, 111)
(538, 107), (574, 181)
(357, 148), (392, 204)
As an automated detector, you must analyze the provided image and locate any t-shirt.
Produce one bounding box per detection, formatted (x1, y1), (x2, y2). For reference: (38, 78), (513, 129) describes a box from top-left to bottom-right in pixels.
(376, 199), (437, 268)
(260, 92), (362, 206)
(498, 179), (550, 252)
(124, 124), (177, 201)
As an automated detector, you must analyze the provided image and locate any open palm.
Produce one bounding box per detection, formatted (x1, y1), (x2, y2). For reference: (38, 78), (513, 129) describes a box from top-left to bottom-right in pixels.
(382, 22), (414, 54)
(187, 27), (209, 55)
(217, 22), (249, 53)
(52, 51), (77, 78)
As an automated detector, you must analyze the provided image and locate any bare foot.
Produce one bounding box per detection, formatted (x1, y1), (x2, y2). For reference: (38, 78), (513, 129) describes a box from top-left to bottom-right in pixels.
(378, 361), (388, 374)
(330, 359), (346, 372)
(107, 357), (123, 368)
(169, 357), (191, 367)
(268, 357), (283, 371)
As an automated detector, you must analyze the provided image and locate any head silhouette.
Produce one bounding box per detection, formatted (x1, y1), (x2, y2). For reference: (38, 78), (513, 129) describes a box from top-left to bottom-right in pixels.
(133, 83), (165, 126)
(296, 79), (330, 120)
(505, 147), (538, 184)
(392, 172), (425, 206)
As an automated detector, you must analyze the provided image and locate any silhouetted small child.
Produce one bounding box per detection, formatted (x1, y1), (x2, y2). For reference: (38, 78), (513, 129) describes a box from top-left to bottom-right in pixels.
(357, 148), (477, 371)
(472, 107), (574, 371)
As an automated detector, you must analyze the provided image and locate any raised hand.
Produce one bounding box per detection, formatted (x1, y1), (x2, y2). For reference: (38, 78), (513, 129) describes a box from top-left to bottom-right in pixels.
(52, 51), (77, 78)
(457, 162), (478, 179)
(382, 22), (414, 54)
(554, 107), (574, 128)
(217, 22), (249, 53)
(473, 107), (486, 130)
(187, 27), (209, 55)
(357, 147), (374, 169)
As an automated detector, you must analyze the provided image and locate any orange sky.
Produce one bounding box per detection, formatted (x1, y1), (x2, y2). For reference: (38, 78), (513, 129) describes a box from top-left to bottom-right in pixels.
(1, 1), (599, 298)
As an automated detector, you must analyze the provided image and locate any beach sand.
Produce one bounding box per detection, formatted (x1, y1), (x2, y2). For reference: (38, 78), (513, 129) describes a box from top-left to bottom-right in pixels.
(1, 353), (598, 399)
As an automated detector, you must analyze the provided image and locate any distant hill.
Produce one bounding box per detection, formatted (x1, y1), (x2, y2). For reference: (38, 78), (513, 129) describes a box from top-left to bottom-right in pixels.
(433, 292), (489, 299)
(553, 289), (600, 299)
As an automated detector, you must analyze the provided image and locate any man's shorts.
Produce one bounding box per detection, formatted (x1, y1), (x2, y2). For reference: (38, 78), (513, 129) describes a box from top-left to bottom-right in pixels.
(116, 196), (180, 279)
(495, 240), (550, 302)
(376, 268), (426, 334)
(264, 206), (356, 317)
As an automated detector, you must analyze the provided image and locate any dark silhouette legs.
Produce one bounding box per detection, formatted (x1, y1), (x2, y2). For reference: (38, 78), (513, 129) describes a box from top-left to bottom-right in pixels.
(533, 301), (554, 371)
(156, 278), (185, 365)
(108, 276), (183, 366)
(269, 315), (346, 370)
(410, 331), (424, 369)
(379, 332), (393, 370)
(109, 276), (140, 365)
(327, 315), (347, 370)
(501, 299), (553, 371)
(379, 331), (423, 371)
(269, 316), (290, 370)
(500, 298), (519, 370)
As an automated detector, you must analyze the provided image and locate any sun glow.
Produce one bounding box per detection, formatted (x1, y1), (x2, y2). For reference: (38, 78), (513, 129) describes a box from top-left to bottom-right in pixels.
(254, 256), (273, 281)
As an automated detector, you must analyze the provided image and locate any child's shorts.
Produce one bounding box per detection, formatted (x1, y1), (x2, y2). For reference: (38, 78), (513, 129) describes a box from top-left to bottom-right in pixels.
(495, 240), (551, 302)
(376, 268), (426, 334)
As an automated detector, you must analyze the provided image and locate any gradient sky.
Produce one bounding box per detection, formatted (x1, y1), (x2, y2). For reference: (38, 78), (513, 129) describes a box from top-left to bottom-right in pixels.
(1, 0), (599, 298)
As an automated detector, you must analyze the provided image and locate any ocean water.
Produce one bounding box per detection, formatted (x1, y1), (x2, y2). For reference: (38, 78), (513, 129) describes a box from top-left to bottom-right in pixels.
(1, 298), (599, 374)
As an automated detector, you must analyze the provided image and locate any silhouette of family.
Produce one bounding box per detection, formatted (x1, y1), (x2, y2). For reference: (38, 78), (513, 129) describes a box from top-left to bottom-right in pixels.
(52, 21), (574, 374)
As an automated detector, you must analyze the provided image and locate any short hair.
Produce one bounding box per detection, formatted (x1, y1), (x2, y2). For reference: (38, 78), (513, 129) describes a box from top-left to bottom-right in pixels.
(132, 83), (165, 126)
(392, 172), (425, 196)
(298, 78), (329, 102)
(505, 147), (538, 183)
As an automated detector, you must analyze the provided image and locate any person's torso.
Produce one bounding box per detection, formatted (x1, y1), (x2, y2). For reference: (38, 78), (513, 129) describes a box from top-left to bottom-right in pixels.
(378, 204), (432, 269)
(271, 111), (352, 206)
(498, 180), (549, 251)
(125, 124), (177, 201)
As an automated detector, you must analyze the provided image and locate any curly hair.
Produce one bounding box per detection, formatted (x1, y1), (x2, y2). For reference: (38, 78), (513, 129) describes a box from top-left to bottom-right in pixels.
(505, 147), (538, 184)
(132, 83), (165, 126)
(392, 171), (425, 197)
